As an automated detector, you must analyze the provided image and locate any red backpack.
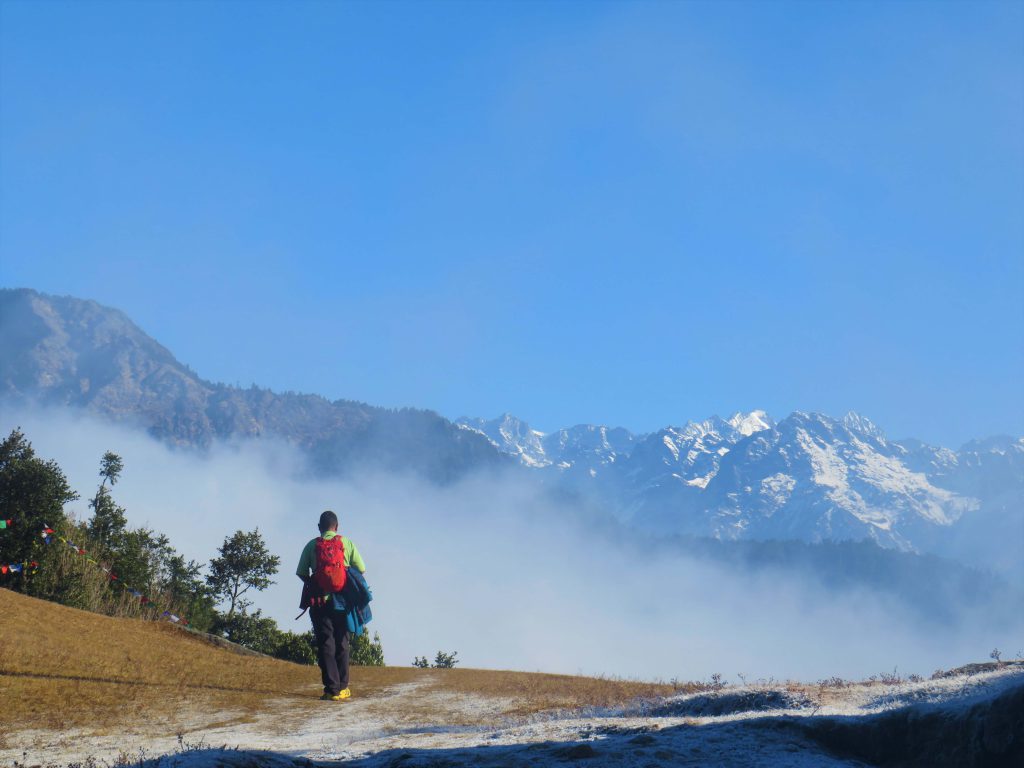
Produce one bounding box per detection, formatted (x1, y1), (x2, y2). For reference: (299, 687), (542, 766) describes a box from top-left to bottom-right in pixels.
(313, 535), (348, 594)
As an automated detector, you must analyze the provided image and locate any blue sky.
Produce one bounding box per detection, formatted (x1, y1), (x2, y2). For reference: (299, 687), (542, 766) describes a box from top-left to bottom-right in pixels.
(1, 0), (1021, 448)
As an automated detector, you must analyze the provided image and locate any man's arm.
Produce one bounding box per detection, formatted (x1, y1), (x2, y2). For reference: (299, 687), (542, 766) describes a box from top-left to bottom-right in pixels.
(349, 540), (367, 574)
(296, 539), (313, 582)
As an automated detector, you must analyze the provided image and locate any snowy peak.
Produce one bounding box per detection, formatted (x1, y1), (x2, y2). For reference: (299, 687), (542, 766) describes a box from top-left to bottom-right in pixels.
(727, 410), (774, 437)
(842, 411), (886, 441)
(455, 413), (550, 467)
(541, 424), (637, 471)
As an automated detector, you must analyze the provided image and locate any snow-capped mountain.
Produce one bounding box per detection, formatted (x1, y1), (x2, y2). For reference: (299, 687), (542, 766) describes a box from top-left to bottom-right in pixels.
(455, 414), (551, 468)
(647, 411), (979, 549)
(462, 407), (1022, 581)
(458, 410), (774, 486)
(455, 415), (639, 476)
(619, 411), (774, 492)
(540, 424), (638, 475)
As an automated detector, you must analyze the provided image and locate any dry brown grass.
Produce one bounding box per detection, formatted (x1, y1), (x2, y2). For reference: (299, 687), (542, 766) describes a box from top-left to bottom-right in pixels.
(423, 668), (685, 718)
(0, 588), (420, 732)
(1, 589), (683, 737)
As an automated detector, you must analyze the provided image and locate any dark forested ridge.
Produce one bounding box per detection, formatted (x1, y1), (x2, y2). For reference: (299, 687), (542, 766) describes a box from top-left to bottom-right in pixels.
(0, 288), (506, 482)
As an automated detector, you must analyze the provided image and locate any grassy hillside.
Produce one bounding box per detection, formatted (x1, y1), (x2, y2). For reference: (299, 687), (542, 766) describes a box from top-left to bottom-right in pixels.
(0, 588), (417, 731)
(0, 589), (679, 736)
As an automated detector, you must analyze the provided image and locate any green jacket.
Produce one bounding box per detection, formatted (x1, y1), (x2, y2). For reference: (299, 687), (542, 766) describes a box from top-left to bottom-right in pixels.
(295, 530), (366, 580)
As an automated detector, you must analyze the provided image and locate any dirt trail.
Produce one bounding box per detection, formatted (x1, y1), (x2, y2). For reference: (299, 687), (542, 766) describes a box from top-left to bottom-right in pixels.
(1, 678), (485, 764)
(4, 665), (1023, 767)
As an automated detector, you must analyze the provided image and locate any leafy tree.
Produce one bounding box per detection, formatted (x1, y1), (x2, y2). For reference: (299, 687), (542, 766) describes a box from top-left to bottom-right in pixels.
(207, 528), (280, 618)
(412, 656), (430, 669)
(351, 629), (385, 666)
(99, 451), (124, 488)
(109, 526), (168, 595)
(163, 553), (217, 631)
(0, 428), (78, 575)
(87, 452), (128, 550)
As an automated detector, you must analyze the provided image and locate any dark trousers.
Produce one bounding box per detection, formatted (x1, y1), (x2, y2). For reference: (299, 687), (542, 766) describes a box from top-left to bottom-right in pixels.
(310, 607), (350, 695)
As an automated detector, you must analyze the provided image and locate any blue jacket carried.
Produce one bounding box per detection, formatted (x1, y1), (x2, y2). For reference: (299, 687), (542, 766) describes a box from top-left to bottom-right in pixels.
(298, 567), (373, 634)
(337, 567), (373, 635)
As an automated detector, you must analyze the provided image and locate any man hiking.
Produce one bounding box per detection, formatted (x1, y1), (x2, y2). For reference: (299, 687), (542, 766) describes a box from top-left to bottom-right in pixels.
(296, 510), (367, 701)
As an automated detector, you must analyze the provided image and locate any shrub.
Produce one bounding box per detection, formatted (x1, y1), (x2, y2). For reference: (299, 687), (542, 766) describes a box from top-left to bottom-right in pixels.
(411, 650), (459, 668)
(433, 650), (459, 669)
(351, 629), (385, 666)
(273, 630), (317, 665)
(818, 676), (848, 689)
(879, 668), (902, 685)
(212, 609), (282, 655)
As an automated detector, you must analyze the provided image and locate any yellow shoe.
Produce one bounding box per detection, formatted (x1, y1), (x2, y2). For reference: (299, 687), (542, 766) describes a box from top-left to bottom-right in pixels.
(320, 689), (351, 701)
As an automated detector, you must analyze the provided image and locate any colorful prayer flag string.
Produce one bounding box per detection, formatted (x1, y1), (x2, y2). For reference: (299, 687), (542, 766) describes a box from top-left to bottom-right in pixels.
(1, 561), (39, 575)
(0, 519), (12, 530)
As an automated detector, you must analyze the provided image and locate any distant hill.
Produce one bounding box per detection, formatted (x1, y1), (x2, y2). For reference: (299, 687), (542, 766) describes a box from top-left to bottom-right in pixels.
(0, 288), (506, 483)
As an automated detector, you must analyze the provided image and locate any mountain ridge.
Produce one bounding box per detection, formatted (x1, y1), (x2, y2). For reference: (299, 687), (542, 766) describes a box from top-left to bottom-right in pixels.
(0, 288), (506, 483)
(2, 287), (1021, 582)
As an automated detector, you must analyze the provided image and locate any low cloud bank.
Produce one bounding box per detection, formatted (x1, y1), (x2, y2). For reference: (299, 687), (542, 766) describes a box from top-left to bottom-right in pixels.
(4, 406), (1021, 682)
